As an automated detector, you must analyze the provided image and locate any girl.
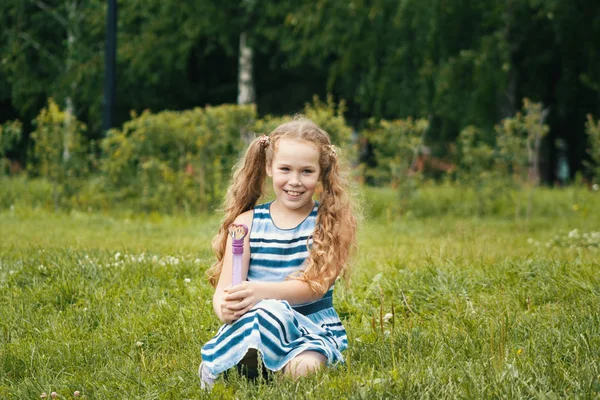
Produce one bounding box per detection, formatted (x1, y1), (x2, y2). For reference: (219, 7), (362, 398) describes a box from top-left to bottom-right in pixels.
(199, 117), (357, 388)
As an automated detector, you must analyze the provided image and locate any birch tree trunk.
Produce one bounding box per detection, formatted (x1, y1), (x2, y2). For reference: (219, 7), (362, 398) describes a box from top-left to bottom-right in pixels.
(237, 32), (255, 105)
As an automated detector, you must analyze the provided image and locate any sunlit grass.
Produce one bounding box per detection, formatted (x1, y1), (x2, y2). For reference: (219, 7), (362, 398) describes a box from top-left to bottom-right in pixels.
(0, 201), (599, 399)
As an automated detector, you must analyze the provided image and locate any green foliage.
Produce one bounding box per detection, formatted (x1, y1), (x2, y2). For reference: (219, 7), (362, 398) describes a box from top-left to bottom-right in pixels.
(455, 99), (550, 217)
(362, 117), (429, 213)
(0, 120), (21, 175)
(495, 99), (549, 185)
(584, 114), (600, 183)
(455, 125), (505, 216)
(253, 95), (354, 153)
(29, 99), (89, 208)
(100, 104), (257, 213)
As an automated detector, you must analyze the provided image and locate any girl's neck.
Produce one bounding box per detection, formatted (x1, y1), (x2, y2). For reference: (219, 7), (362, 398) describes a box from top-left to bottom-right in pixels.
(269, 199), (315, 230)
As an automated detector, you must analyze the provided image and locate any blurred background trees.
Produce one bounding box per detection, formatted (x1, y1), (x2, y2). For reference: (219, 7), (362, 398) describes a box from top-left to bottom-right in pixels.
(0, 0), (599, 212)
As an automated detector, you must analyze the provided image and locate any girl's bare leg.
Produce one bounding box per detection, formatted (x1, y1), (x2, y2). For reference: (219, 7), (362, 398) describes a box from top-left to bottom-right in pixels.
(283, 351), (326, 378)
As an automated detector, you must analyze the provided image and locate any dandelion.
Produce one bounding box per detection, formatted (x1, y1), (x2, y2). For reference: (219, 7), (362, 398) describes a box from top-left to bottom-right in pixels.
(383, 313), (393, 323)
(572, 204), (580, 211)
(517, 348), (523, 355)
(568, 229), (579, 238)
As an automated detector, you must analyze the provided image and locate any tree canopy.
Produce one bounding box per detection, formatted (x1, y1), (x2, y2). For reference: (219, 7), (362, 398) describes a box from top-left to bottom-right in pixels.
(1, 0), (599, 180)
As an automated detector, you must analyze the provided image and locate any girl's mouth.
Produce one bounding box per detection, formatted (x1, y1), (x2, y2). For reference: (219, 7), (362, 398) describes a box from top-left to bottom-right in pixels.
(284, 190), (303, 197)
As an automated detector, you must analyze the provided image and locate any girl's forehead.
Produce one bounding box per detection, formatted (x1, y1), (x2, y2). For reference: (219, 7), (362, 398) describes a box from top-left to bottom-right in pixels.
(273, 138), (320, 161)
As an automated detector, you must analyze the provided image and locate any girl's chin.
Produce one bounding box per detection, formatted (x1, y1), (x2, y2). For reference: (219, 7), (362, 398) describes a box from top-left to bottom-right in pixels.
(277, 193), (313, 209)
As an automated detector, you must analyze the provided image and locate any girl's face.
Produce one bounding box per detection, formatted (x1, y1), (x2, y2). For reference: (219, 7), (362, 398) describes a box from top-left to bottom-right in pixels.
(267, 138), (321, 214)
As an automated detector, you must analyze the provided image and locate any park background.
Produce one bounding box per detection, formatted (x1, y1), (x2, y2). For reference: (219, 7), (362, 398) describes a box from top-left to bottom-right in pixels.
(1, 1), (599, 399)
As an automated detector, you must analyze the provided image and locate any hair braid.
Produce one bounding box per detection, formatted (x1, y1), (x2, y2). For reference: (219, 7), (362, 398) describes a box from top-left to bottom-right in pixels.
(206, 137), (268, 286)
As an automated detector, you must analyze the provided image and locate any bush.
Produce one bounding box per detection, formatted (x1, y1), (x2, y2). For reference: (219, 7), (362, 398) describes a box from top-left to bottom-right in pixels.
(100, 104), (257, 213)
(454, 99), (549, 218)
(252, 95), (355, 159)
(28, 99), (89, 209)
(361, 117), (428, 187)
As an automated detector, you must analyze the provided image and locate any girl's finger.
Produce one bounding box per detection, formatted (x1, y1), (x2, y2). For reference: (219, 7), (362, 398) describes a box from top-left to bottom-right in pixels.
(226, 283), (247, 294)
(227, 299), (249, 311)
(235, 304), (253, 317)
(224, 290), (249, 302)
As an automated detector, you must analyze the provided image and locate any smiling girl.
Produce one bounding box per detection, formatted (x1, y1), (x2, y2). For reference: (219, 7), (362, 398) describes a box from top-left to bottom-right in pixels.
(199, 117), (357, 388)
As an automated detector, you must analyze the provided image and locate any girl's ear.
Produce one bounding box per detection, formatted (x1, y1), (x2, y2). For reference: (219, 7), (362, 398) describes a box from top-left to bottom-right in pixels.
(266, 162), (273, 177)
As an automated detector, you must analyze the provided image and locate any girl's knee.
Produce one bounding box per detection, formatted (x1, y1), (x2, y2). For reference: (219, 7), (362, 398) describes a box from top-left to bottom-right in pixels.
(283, 351), (326, 378)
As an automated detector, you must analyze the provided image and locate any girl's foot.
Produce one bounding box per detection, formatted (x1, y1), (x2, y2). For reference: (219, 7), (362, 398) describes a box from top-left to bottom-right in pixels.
(198, 362), (216, 390)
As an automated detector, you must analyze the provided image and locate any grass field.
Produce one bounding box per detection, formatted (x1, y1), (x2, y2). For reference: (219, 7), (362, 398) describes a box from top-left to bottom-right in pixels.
(1, 202), (599, 399)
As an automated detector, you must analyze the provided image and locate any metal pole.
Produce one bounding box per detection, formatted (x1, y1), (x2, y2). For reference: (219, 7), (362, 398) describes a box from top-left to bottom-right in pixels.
(102, 0), (117, 133)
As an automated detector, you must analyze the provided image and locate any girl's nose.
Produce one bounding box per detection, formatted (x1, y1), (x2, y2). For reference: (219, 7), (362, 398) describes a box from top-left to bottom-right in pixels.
(289, 174), (301, 186)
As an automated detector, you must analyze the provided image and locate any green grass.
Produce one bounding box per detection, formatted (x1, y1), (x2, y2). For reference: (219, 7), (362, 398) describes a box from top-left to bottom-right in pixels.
(1, 203), (599, 399)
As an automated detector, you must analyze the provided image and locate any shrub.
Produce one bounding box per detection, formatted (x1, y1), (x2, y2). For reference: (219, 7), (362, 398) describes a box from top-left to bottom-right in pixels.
(361, 117), (429, 214)
(28, 99), (89, 209)
(100, 104), (256, 213)
(454, 99), (549, 218)
(252, 95), (355, 159)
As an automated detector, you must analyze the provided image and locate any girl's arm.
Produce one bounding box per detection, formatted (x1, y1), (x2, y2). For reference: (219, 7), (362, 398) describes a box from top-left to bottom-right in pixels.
(212, 210), (253, 323)
(223, 275), (335, 319)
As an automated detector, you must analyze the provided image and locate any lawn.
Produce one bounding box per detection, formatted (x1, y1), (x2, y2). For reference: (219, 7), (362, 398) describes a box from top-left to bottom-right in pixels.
(1, 204), (599, 399)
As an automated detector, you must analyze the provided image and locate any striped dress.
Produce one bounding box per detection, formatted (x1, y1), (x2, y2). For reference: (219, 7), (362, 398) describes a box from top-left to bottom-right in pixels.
(200, 202), (348, 377)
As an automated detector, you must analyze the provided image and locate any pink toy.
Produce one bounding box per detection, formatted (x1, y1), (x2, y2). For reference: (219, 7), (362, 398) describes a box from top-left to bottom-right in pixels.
(228, 224), (248, 285)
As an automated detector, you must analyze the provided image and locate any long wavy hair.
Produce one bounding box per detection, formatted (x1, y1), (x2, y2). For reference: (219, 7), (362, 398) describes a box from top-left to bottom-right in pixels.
(206, 117), (357, 296)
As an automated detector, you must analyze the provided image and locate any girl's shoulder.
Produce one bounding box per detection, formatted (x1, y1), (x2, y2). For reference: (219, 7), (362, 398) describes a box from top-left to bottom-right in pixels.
(233, 209), (254, 229)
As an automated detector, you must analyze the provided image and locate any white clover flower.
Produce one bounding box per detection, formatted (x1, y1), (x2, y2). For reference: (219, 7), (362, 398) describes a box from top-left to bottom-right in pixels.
(184, 278), (191, 284)
(115, 252), (121, 261)
(527, 238), (534, 244)
(383, 313), (393, 323)
(152, 255), (158, 263)
(194, 258), (201, 264)
(593, 184), (599, 191)
(136, 341), (144, 347)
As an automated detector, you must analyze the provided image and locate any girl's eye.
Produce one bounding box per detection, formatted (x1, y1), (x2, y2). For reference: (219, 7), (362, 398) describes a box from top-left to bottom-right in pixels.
(280, 167), (290, 171)
(303, 170), (314, 174)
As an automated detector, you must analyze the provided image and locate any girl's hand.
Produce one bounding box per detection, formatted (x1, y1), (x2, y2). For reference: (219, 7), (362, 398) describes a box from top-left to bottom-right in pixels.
(219, 299), (242, 324)
(223, 282), (261, 320)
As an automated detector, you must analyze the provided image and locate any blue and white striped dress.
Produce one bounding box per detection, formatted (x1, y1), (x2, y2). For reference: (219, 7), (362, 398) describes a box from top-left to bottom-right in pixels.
(201, 202), (348, 377)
